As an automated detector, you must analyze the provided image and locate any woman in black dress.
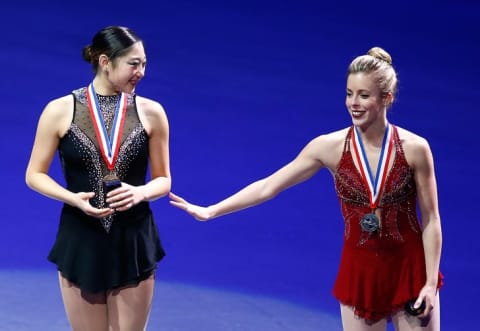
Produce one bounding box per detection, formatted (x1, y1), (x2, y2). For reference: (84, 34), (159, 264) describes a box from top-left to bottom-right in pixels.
(26, 26), (170, 331)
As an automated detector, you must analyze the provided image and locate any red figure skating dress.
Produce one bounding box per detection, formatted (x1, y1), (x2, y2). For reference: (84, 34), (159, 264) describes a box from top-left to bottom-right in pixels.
(333, 125), (442, 322)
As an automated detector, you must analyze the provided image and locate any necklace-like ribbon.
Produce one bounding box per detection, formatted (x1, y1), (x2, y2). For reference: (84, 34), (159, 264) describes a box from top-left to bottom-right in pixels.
(351, 124), (394, 210)
(86, 83), (128, 171)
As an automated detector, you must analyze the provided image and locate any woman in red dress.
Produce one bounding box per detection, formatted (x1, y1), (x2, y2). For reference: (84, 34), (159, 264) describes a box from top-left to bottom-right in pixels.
(170, 47), (443, 331)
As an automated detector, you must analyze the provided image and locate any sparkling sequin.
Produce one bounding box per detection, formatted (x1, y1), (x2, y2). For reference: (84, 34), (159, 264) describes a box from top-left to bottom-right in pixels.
(334, 126), (421, 248)
(59, 88), (148, 232)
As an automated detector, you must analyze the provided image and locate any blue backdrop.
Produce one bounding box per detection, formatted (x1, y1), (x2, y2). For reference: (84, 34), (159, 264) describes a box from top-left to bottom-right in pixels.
(1, 0), (478, 329)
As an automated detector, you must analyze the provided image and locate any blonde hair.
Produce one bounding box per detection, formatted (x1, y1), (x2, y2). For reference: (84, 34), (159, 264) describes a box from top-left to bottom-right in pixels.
(348, 47), (398, 104)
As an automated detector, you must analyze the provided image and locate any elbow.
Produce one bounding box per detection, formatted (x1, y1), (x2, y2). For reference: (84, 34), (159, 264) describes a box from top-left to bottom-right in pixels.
(25, 167), (44, 192)
(423, 219), (443, 246)
(25, 170), (34, 190)
(258, 179), (280, 202)
(165, 177), (172, 195)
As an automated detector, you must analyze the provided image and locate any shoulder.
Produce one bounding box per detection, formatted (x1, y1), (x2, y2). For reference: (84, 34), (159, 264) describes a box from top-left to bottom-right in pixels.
(395, 126), (432, 167)
(36, 95), (74, 137)
(396, 126), (430, 152)
(303, 127), (351, 169)
(45, 94), (73, 110)
(135, 95), (166, 117)
(41, 95), (74, 121)
(134, 95), (168, 135)
(317, 127), (351, 144)
(308, 127), (350, 150)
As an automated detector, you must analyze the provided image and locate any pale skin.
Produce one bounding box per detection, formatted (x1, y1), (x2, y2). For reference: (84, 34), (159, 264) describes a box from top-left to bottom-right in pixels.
(26, 41), (170, 331)
(170, 72), (442, 331)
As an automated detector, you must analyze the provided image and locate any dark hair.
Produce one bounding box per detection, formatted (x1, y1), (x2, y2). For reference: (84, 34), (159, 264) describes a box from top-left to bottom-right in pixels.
(82, 26), (143, 73)
(347, 47), (398, 105)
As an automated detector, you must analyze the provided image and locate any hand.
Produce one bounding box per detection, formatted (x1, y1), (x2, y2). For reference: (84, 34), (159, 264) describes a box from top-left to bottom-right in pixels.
(105, 182), (143, 212)
(169, 192), (213, 221)
(414, 284), (437, 318)
(75, 192), (114, 218)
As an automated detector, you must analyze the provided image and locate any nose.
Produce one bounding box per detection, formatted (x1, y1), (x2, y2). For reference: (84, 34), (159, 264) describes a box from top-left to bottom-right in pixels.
(350, 94), (360, 106)
(136, 66), (145, 78)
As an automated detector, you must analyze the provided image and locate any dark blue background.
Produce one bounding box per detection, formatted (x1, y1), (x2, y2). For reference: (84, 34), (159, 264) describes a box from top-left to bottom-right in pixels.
(1, 0), (478, 329)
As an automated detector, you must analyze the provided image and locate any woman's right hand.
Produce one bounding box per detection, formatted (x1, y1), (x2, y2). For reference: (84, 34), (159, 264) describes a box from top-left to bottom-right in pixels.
(169, 192), (213, 221)
(75, 192), (114, 219)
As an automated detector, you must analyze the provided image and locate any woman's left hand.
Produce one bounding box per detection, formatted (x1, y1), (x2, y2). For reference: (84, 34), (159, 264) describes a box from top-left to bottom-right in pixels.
(106, 182), (144, 211)
(415, 284), (437, 318)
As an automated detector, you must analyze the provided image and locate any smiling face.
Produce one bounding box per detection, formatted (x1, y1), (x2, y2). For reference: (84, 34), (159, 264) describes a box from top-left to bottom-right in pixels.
(105, 41), (147, 94)
(346, 72), (388, 130)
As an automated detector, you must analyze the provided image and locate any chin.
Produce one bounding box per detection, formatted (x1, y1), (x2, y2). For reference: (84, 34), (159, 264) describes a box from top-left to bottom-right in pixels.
(351, 119), (370, 130)
(121, 87), (136, 94)
(351, 117), (364, 126)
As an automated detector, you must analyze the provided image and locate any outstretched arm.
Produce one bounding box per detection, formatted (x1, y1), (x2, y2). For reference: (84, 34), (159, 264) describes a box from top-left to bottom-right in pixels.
(170, 135), (328, 221)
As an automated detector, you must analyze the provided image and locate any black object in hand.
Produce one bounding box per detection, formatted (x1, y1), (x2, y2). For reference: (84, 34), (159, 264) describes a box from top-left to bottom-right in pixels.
(103, 178), (121, 204)
(404, 298), (426, 316)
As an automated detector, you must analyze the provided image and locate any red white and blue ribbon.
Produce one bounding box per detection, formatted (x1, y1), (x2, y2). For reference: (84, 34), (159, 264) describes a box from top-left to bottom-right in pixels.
(86, 83), (128, 171)
(351, 124), (394, 209)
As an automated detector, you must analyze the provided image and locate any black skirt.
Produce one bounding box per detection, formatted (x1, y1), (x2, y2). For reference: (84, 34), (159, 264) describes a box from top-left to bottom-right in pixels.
(48, 203), (165, 293)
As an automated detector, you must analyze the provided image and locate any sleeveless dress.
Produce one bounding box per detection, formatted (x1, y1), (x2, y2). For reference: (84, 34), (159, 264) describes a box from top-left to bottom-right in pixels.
(48, 87), (165, 293)
(333, 126), (442, 322)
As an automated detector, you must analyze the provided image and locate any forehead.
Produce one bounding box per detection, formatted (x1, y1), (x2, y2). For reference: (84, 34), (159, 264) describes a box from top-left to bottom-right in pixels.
(121, 41), (146, 60)
(347, 72), (378, 91)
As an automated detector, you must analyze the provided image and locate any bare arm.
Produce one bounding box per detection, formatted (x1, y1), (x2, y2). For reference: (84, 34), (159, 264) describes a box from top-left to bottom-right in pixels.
(139, 97), (171, 200)
(107, 97), (171, 210)
(25, 96), (112, 218)
(406, 133), (442, 317)
(170, 134), (332, 220)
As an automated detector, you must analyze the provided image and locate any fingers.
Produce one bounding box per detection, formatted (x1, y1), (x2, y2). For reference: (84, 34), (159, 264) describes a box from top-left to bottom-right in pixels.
(78, 191), (95, 202)
(418, 297), (434, 318)
(114, 201), (135, 212)
(105, 186), (135, 210)
(414, 297), (424, 309)
(169, 192), (186, 203)
(168, 192), (190, 210)
(107, 194), (134, 211)
(169, 202), (190, 214)
(85, 192), (95, 199)
(412, 288), (436, 319)
(168, 192), (206, 220)
(84, 206), (114, 218)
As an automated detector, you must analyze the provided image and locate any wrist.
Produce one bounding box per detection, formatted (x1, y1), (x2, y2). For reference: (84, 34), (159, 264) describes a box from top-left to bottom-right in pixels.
(206, 205), (217, 220)
(425, 279), (438, 289)
(142, 185), (151, 202)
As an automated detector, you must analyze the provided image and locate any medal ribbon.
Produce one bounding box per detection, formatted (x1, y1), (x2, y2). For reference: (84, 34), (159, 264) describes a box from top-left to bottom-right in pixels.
(352, 124), (394, 209)
(86, 83), (128, 171)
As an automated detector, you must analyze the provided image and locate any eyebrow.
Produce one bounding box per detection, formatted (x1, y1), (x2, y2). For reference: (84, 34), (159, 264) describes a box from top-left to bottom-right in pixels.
(128, 57), (147, 62)
(346, 88), (370, 93)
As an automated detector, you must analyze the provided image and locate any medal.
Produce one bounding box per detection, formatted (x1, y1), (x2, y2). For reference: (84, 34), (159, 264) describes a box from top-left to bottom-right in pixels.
(360, 213), (380, 233)
(102, 173), (122, 204)
(86, 83), (128, 206)
(352, 124), (394, 232)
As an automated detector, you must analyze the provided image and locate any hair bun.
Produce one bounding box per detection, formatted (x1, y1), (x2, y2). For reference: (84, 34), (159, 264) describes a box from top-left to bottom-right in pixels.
(367, 47), (393, 65)
(82, 45), (95, 63)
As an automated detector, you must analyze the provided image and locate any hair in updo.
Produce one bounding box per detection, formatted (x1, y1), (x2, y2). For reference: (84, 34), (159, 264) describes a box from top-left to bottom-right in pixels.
(82, 26), (143, 73)
(347, 47), (398, 103)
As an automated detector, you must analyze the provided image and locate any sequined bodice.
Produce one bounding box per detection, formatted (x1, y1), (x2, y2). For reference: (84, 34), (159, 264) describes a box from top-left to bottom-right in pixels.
(334, 126), (421, 248)
(58, 87), (149, 231)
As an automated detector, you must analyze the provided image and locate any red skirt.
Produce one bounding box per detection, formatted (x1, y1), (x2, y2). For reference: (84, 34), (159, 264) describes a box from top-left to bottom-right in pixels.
(332, 240), (443, 322)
